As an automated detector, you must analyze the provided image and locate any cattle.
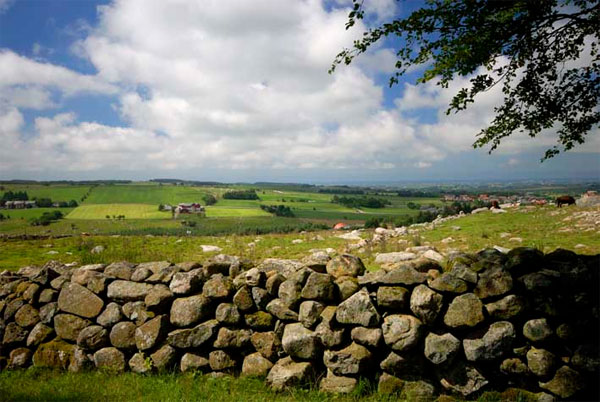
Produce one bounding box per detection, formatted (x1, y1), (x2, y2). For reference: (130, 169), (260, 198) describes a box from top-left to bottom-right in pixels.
(490, 200), (500, 209)
(555, 195), (576, 208)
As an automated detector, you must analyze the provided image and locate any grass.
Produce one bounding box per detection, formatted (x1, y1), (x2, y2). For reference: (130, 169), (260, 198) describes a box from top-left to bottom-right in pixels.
(84, 184), (210, 204)
(206, 206), (271, 217)
(0, 184), (91, 203)
(67, 204), (171, 220)
(0, 369), (540, 402)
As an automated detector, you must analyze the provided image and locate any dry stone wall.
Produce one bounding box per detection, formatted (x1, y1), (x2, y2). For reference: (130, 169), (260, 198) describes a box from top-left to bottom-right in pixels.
(0, 248), (598, 400)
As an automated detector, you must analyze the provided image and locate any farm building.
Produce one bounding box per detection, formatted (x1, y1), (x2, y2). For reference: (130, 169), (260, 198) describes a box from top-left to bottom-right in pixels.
(176, 203), (205, 215)
(4, 200), (36, 209)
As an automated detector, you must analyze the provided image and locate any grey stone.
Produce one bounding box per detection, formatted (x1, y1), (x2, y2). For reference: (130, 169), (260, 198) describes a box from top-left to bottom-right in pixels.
(251, 286), (271, 310)
(215, 303), (241, 325)
(38, 288), (57, 303)
(429, 273), (468, 293)
(15, 304), (40, 328)
(266, 299), (299, 321)
(129, 352), (152, 374)
(97, 303), (123, 327)
(424, 332), (460, 365)
(104, 261), (135, 280)
(326, 254), (366, 279)
(107, 280), (154, 302)
(68, 346), (93, 372)
(245, 268), (265, 287)
(244, 311), (275, 330)
(144, 284), (173, 309)
(527, 347), (556, 377)
(485, 294), (526, 319)
(109, 321), (137, 350)
(382, 314), (424, 352)
(266, 356), (314, 390)
(122, 301), (153, 326)
(54, 313), (91, 342)
(378, 372), (404, 394)
(440, 362), (488, 397)
(282, 322), (321, 360)
(265, 273), (285, 296)
(539, 366), (584, 399)
(315, 306), (346, 348)
(474, 266), (513, 299)
(26, 322), (54, 347)
(170, 295), (211, 327)
(300, 272), (335, 302)
(410, 284), (443, 325)
(151, 344), (177, 371)
(242, 352), (273, 377)
(335, 276), (359, 301)
(323, 342), (372, 375)
(180, 353), (210, 373)
(319, 372), (357, 393)
(209, 350), (236, 371)
(444, 293), (484, 328)
(77, 325), (109, 350)
(131, 266), (152, 282)
(463, 321), (515, 361)
(167, 319), (219, 349)
(376, 286), (409, 310)
(277, 279), (302, 309)
(350, 326), (382, 348)
(203, 274), (234, 299)
(93, 347), (125, 372)
(39, 302), (58, 324)
(32, 339), (74, 369)
(8, 347), (32, 369)
(213, 327), (252, 349)
(135, 315), (168, 351)
(380, 265), (427, 285)
(523, 318), (553, 342)
(169, 269), (203, 295)
(233, 286), (255, 312)
(251, 331), (281, 361)
(298, 300), (324, 328)
(336, 290), (380, 327)
(500, 357), (529, 375)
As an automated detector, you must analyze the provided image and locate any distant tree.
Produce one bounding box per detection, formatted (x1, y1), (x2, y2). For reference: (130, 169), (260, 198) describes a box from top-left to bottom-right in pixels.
(332, 0), (600, 160)
(35, 198), (53, 208)
(222, 190), (260, 200)
(202, 194), (217, 206)
(68, 200), (78, 207)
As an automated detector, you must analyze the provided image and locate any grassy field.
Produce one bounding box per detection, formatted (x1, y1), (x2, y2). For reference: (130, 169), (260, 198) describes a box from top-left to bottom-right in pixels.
(67, 204), (171, 220)
(0, 369), (540, 402)
(0, 184), (91, 202)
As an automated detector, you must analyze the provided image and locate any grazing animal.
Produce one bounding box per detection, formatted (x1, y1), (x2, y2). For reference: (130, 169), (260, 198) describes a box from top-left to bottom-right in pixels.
(555, 195), (576, 208)
(491, 200), (500, 209)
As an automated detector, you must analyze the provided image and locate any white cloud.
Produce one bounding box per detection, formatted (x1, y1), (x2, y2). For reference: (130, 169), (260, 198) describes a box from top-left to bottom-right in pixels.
(0, 0), (14, 14)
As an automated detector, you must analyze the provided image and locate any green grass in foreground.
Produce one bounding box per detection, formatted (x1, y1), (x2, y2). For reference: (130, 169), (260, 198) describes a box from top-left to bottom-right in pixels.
(0, 369), (538, 402)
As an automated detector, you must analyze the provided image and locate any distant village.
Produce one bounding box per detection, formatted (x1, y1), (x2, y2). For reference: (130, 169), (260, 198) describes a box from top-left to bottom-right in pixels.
(440, 193), (550, 206)
(159, 203), (206, 216)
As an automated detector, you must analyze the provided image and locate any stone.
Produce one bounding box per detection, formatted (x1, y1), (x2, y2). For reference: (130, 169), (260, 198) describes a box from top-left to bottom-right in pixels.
(180, 353), (210, 373)
(38, 288), (57, 303)
(380, 352), (426, 378)
(87, 274), (110, 294)
(350, 326), (382, 348)
(300, 272), (335, 301)
(245, 268), (265, 287)
(170, 269), (203, 295)
(71, 265), (104, 286)
(485, 295), (526, 320)
(256, 258), (304, 278)
(410, 285), (443, 325)
(527, 348), (556, 378)
(170, 295), (211, 327)
(382, 314), (424, 352)
(474, 266), (513, 299)
(22, 283), (40, 302)
(440, 362), (488, 397)
(423, 249), (444, 263)
(319, 372), (357, 393)
(451, 263), (478, 284)
(167, 319), (219, 349)
(4, 298), (25, 321)
(58, 283), (104, 318)
(277, 280), (302, 309)
(107, 280), (154, 302)
(324, 342), (372, 375)
(242, 352), (274, 377)
(302, 251), (330, 273)
(93, 347), (126, 372)
(129, 352), (152, 374)
(146, 265), (179, 284)
(245, 311), (275, 330)
(380, 265), (427, 285)
(104, 261), (135, 280)
(506, 247), (544, 274)
(131, 267), (152, 282)
(1, 323), (27, 346)
(266, 299), (299, 321)
(233, 286), (255, 312)
(572, 344), (600, 373)
(378, 372), (404, 394)
(375, 252), (417, 265)
(326, 254), (366, 278)
(523, 318), (553, 342)
(136, 315), (168, 351)
(209, 350), (236, 371)
(429, 273), (468, 294)
(151, 344), (177, 371)
(401, 381), (436, 400)
(144, 284), (173, 309)
(377, 286), (409, 310)
(265, 273), (285, 296)
(137, 261), (171, 274)
(14, 304), (40, 328)
(26, 322), (54, 347)
(336, 290), (380, 327)
(500, 357), (529, 375)
(539, 366), (584, 399)
(251, 331), (281, 361)
(9, 347), (32, 369)
(266, 356), (314, 390)
(316, 306), (346, 349)
(77, 325), (109, 350)
(68, 346), (93, 372)
(282, 322), (321, 360)
(203, 274), (234, 299)
(50, 276), (70, 290)
(109, 321), (137, 350)
(32, 339), (75, 369)
(298, 300), (324, 328)
(444, 293), (484, 328)
(39, 302), (58, 324)
(463, 321), (515, 361)
(54, 314), (91, 342)
(424, 332), (460, 365)
(215, 303), (241, 325)
(213, 327), (252, 349)
(97, 303), (123, 327)
(251, 286), (271, 310)
(335, 276), (359, 301)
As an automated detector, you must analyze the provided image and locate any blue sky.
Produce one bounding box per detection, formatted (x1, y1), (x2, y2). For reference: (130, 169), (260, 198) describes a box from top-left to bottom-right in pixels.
(0, 0), (598, 183)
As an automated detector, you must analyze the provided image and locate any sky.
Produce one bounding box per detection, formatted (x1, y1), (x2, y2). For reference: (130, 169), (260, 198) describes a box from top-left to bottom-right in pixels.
(0, 0), (598, 183)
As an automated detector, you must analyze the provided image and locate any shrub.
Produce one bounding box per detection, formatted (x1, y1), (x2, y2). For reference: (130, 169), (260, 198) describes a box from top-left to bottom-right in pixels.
(260, 205), (295, 217)
(202, 194), (217, 205)
(222, 190), (259, 200)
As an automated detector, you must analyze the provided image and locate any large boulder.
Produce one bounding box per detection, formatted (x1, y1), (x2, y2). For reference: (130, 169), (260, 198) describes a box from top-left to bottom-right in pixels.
(109, 321), (137, 350)
(32, 339), (75, 369)
(463, 321), (515, 361)
(382, 314), (424, 352)
(323, 342), (372, 375)
(282, 323), (321, 360)
(410, 285), (443, 325)
(58, 283), (104, 318)
(444, 293), (484, 328)
(93, 347), (126, 372)
(424, 332), (460, 365)
(241, 352), (273, 377)
(326, 254), (365, 279)
(266, 356), (314, 390)
(300, 272), (335, 302)
(167, 319), (219, 349)
(336, 290), (380, 327)
(136, 315), (168, 351)
(107, 280), (154, 302)
(54, 314), (91, 342)
(170, 269), (203, 295)
(170, 295), (211, 327)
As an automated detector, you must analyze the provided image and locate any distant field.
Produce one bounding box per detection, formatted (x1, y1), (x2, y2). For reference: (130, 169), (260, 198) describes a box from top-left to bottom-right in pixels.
(67, 204), (170, 220)
(0, 207), (74, 220)
(84, 184), (211, 205)
(205, 206), (270, 217)
(1, 184), (90, 202)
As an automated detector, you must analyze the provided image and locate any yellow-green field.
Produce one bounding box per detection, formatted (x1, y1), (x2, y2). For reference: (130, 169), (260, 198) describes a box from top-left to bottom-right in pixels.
(205, 206), (271, 217)
(66, 204), (171, 220)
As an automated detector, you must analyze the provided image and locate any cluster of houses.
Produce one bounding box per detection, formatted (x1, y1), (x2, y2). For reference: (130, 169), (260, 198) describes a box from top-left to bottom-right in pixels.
(161, 203), (206, 216)
(441, 193), (549, 205)
(2, 200), (37, 209)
